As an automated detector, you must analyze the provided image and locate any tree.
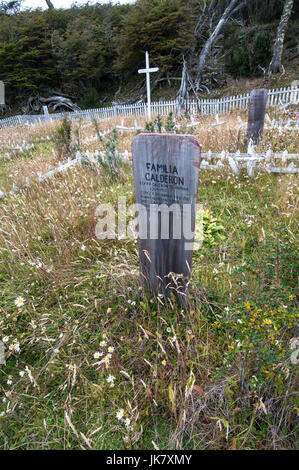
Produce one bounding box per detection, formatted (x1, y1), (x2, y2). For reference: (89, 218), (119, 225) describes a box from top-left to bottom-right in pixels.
(269, 0), (294, 74)
(114, 0), (194, 78)
(0, 0), (22, 14)
(195, 0), (242, 87)
(45, 0), (54, 9)
(52, 16), (107, 94)
(0, 10), (55, 102)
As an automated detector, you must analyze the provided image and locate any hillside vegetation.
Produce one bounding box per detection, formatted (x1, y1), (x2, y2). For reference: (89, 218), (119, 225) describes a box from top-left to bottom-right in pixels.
(0, 0), (298, 113)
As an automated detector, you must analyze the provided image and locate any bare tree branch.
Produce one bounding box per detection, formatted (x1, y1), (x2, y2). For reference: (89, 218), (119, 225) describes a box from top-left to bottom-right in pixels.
(45, 0), (54, 9)
(195, 0), (240, 87)
(269, 0), (294, 74)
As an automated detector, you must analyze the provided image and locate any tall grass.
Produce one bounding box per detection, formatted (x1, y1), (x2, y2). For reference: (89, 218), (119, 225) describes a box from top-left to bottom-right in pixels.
(0, 111), (298, 450)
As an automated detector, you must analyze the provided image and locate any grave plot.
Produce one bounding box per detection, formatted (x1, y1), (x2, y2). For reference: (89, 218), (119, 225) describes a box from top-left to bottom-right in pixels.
(132, 133), (201, 304)
(0, 107), (297, 451)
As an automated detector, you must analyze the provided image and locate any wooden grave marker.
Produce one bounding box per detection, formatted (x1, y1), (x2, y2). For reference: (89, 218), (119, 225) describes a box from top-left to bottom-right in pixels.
(247, 88), (268, 143)
(132, 133), (201, 304)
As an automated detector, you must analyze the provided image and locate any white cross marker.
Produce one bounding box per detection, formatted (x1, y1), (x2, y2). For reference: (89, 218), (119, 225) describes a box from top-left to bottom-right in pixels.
(43, 105), (49, 117)
(138, 51), (159, 121)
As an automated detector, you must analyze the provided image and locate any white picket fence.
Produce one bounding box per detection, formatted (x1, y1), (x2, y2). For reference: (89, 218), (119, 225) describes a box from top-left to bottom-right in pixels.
(0, 86), (298, 130)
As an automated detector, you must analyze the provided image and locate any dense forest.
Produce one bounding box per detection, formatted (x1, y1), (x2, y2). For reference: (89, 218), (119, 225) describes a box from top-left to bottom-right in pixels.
(0, 0), (298, 112)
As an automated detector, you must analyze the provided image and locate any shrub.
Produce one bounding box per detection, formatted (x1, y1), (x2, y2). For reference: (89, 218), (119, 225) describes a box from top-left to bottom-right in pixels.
(226, 31), (272, 78)
(165, 112), (176, 132)
(145, 114), (163, 133)
(53, 116), (72, 157)
(93, 119), (122, 180)
(78, 88), (101, 109)
(201, 209), (226, 247)
(251, 32), (272, 74)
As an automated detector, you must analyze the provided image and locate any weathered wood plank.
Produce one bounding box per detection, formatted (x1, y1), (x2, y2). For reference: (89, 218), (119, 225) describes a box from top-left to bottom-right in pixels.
(247, 89), (268, 143)
(132, 133), (201, 304)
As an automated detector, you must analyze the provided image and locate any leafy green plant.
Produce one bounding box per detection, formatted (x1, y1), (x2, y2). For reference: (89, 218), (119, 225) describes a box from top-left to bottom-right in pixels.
(214, 302), (298, 393)
(155, 114), (163, 133)
(145, 115), (163, 133)
(165, 111), (176, 132)
(201, 209), (226, 247)
(145, 120), (155, 133)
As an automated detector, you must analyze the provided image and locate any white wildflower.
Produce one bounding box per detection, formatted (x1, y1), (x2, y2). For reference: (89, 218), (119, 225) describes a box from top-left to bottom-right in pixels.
(107, 375), (115, 384)
(94, 351), (103, 359)
(116, 409), (124, 420)
(14, 297), (25, 307)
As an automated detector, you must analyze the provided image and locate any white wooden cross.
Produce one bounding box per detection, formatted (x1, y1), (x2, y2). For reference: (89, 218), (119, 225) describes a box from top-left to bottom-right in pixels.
(43, 105), (49, 118)
(138, 51), (159, 121)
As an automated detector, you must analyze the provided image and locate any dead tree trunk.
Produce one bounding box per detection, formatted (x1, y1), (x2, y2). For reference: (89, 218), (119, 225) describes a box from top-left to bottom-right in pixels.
(195, 0), (240, 89)
(45, 0), (54, 9)
(269, 0), (294, 75)
(177, 57), (209, 116)
(177, 59), (188, 116)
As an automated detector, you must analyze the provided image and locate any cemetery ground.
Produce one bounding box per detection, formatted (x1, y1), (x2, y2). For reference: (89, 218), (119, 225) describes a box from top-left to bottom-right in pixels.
(0, 110), (298, 450)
